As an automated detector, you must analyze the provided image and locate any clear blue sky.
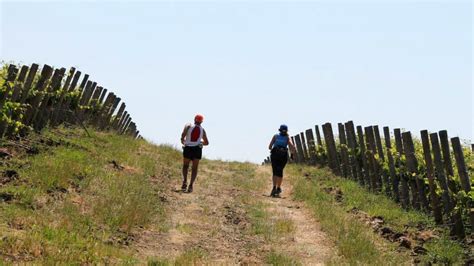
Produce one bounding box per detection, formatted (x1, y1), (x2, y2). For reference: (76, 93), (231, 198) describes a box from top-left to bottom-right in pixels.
(1, 1), (472, 163)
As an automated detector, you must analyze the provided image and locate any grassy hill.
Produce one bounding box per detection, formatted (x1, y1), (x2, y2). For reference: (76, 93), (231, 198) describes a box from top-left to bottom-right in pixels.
(0, 127), (181, 263)
(0, 127), (469, 264)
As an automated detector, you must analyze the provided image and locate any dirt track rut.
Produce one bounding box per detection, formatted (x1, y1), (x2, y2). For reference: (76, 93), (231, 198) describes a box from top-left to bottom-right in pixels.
(132, 162), (333, 264)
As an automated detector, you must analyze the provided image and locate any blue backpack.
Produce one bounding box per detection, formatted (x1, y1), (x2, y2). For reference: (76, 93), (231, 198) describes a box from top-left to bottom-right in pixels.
(273, 134), (289, 149)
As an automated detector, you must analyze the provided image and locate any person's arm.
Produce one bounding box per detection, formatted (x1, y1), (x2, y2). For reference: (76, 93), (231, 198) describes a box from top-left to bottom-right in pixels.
(202, 129), (209, 146)
(268, 135), (276, 150)
(180, 125), (189, 145)
(288, 137), (297, 156)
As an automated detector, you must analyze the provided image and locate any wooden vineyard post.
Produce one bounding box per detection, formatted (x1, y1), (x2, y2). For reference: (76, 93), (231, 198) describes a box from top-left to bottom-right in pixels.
(19, 63), (39, 103)
(12, 65), (29, 98)
(2, 65), (23, 136)
(294, 134), (305, 164)
(438, 132), (466, 238)
(23, 65), (54, 126)
(439, 130), (458, 194)
(451, 137), (472, 194)
(121, 116), (132, 135)
(430, 132), (454, 214)
(117, 112), (129, 133)
(119, 115), (130, 134)
(58, 70), (83, 124)
(439, 130), (454, 177)
(91, 87), (108, 125)
(104, 97), (121, 129)
(402, 132), (429, 211)
(51, 67), (75, 126)
(401, 131), (421, 210)
(5, 64), (19, 82)
(338, 123), (350, 178)
(315, 125), (323, 148)
(4, 65), (30, 136)
(364, 126), (380, 192)
(98, 93), (115, 128)
(305, 128), (317, 165)
(357, 126), (369, 187)
(0, 65), (19, 136)
(344, 121), (355, 180)
(8, 66), (29, 104)
(35, 68), (66, 131)
(383, 126), (399, 202)
(99, 95), (120, 130)
(22, 65), (53, 125)
(125, 122), (135, 135)
(17, 65), (29, 81)
(420, 130), (442, 224)
(322, 123), (341, 175)
(112, 102), (126, 129)
(127, 122), (137, 136)
(430, 133), (465, 239)
(17, 65), (29, 82)
(34, 68), (65, 129)
(89, 86), (104, 125)
(346, 121), (362, 182)
(79, 81), (97, 122)
(315, 125), (325, 165)
(75, 80), (92, 120)
(374, 126), (390, 196)
(451, 137), (474, 229)
(98, 88), (107, 104)
(394, 128), (410, 209)
(79, 74), (89, 90)
(300, 132), (309, 163)
(80, 81), (97, 120)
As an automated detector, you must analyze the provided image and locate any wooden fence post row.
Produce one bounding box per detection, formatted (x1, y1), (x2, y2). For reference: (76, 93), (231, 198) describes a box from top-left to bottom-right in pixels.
(264, 120), (472, 239)
(0, 63), (140, 139)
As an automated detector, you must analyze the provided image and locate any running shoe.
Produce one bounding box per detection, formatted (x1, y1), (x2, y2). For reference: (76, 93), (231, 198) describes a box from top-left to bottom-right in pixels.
(276, 187), (282, 195)
(270, 187), (277, 197)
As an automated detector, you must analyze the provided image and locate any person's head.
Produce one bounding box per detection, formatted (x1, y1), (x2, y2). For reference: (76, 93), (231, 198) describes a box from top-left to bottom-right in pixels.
(194, 114), (204, 125)
(279, 124), (288, 135)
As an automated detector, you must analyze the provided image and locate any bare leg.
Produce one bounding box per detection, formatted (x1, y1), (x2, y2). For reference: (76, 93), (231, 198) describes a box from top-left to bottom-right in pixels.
(182, 158), (191, 187)
(272, 175), (277, 187)
(276, 176), (283, 187)
(189, 159), (200, 188)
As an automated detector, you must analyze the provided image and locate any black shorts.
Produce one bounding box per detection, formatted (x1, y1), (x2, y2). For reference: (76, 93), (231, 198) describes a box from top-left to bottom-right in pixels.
(270, 147), (288, 177)
(183, 146), (202, 160)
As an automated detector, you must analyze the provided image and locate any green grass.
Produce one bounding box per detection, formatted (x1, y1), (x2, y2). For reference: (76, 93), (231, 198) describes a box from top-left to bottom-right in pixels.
(287, 164), (465, 265)
(147, 248), (207, 266)
(0, 126), (181, 264)
(175, 223), (193, 234)
(266, 250), (301, 266)
(247, 200), (273, 239)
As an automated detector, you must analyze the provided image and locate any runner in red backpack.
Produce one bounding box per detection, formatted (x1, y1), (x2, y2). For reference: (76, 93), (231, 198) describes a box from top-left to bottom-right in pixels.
(180, 114), (209, 193)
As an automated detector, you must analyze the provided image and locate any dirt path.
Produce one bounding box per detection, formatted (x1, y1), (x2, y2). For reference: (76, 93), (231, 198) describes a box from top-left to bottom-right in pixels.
(132, 162), (333, 264)
(255, 166), (333, 265)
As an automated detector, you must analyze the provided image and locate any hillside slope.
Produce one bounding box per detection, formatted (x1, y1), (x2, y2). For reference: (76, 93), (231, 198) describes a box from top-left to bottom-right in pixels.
(0, 127), (468, 264)
(0, 127), (181, 263)
(0, 127), (335, 264)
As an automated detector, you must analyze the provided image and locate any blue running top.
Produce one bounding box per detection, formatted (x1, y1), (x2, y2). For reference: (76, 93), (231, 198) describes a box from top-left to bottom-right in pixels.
(273, 134), (289, 149)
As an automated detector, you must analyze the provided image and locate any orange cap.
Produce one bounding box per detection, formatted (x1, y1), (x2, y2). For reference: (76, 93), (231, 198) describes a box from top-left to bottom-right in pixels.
(194, 114), (204, 123)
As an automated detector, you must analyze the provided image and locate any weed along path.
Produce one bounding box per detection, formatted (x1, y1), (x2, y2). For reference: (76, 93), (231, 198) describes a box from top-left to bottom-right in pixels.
(133, 160), (334, 264)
